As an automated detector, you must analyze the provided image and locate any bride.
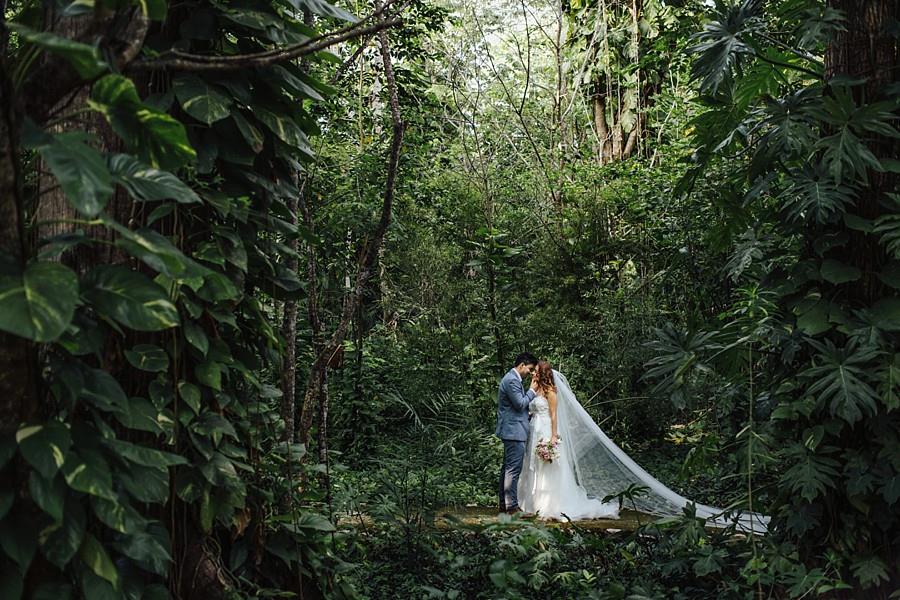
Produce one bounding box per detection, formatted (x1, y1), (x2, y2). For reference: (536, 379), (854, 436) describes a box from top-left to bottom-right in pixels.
(518, 361), (619, 520)
(517, 361), (769, 533)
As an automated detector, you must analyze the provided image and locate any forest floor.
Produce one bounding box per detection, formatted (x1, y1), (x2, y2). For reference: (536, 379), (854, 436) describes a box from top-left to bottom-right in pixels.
(337, 506), (654, 532)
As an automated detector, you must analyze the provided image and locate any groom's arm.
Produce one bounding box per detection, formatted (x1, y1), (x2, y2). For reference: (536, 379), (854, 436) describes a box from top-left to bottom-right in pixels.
(504, 375), (535, 411)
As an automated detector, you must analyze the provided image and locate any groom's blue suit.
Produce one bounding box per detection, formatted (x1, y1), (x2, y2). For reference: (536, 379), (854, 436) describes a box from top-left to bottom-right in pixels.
(496, 368), (536, 511)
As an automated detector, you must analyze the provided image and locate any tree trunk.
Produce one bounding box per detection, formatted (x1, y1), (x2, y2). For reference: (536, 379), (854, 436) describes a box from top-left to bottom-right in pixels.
(0, 54), (37, 433)
(280, 190), (299, 444)
(297, 18), (404, 449)
(825, 0), (898, 304)
(592, 92), (611, 163)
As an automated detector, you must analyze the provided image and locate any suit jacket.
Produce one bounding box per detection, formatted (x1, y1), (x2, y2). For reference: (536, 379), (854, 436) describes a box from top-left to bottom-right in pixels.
(495, 368), (536, 441)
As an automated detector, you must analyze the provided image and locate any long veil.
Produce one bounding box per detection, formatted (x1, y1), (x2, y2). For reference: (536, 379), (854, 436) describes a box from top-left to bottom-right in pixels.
(553, 370), (769, 534)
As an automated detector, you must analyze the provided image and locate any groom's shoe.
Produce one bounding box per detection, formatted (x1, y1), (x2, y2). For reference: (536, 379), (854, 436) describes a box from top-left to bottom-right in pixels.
(506, 506), (523, 515)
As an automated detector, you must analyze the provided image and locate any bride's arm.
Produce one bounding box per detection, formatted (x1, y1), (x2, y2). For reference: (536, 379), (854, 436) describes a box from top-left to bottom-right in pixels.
(548, 390), (558, 442)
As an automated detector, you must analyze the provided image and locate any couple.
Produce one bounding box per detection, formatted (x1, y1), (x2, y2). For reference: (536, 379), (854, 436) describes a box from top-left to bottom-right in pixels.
(495, 353), (771, 532)
(496, 353), (619, 520)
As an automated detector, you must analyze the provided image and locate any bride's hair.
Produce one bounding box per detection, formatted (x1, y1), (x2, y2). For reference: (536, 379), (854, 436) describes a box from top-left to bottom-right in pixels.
(534, 360), (556, 394)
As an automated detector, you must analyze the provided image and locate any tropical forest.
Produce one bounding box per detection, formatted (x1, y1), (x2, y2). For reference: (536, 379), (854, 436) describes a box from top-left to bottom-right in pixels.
(0, 0), (898, 598)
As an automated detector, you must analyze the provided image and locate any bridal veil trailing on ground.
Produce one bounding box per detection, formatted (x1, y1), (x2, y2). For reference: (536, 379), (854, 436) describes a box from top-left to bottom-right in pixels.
(552, 370), (770, 534)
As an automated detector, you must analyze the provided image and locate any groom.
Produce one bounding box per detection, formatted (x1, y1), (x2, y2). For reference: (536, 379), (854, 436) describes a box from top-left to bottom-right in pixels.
(496, 352), (539, 514)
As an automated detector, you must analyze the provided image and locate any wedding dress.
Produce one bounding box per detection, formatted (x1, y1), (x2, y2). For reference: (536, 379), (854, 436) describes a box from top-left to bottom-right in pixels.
(518, 393), (620, 520)
(518, 370), (770, 534)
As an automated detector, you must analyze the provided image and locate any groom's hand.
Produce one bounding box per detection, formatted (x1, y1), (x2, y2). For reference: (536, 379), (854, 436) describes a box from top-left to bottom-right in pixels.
(530, 378), (539, 391)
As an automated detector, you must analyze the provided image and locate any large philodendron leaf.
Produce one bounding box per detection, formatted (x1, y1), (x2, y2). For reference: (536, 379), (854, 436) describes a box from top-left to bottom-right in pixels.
(173, 76), (233, 125)
(7, 23), (108, 78)
(90, 75), (196, 171)
(107, 154), (200, 203)
(0, 260), (79, 342)
(81, 265), (180, 331)
(687, 0), (763, 93)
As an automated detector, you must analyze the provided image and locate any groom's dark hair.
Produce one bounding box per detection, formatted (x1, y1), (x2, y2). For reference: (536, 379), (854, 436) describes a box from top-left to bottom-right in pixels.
(513, 352), (538, 367)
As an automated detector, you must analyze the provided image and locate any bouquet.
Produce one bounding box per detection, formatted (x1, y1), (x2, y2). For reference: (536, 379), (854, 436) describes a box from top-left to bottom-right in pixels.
(535, 437), (561, 463)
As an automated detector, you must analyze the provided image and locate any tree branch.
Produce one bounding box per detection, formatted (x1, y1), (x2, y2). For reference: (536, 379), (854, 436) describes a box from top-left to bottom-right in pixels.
(131, 12), (401, 72)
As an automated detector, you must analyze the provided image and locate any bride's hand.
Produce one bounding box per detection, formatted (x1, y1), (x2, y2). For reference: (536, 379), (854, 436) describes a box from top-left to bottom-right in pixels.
(551, 434), (559, 445)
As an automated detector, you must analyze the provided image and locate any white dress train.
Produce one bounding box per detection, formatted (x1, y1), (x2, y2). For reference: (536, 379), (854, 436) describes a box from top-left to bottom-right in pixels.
(517, 371), (770, 534)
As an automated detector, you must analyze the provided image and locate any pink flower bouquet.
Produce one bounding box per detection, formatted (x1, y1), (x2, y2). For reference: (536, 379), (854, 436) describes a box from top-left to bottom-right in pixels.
(535, 437), (561, 462)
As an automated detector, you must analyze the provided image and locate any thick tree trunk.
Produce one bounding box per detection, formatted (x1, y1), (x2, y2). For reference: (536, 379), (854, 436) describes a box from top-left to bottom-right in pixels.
(592, 93), (611, 163)
(825, 0), (898, 304)
(0, 56), (37, 433)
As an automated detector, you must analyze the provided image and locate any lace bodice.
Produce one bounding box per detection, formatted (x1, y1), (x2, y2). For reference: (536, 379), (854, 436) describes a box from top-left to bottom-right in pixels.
(530, 395), (550, 416)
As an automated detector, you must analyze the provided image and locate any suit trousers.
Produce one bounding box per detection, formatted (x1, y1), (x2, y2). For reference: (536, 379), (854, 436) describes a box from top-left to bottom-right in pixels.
(499, 439), (526, 511)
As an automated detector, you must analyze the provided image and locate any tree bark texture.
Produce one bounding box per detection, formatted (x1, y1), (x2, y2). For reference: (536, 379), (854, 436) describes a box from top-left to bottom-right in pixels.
(825, 0), (899, 304)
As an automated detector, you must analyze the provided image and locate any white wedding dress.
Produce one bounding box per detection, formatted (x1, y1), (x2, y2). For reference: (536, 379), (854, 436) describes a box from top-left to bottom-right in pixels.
(518, 393), (620, 520)
(517, 371), (770, 534)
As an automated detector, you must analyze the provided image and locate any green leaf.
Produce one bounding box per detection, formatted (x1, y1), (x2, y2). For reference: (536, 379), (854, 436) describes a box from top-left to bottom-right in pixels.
(183, 321), (209, 356)
(80, 534), (118, 588)
(118, 464), (169, 503)
(173, 76), (233, 125)
(125, 344), (169, 372)
(877, 261), (900, 289)
(795, 300), (831, 336)
(61, 449), (116, 500)
(106, 222), (208, 281)
(783, 451), (840, 502)
(90, 75), (196, 171)
(195, 361), (223, 391)
(91, 496), (147, 533)
(81, 265), (180, 331)
(7, 23), (107, 78)
(138, 0), (167, 20)
(851, 555), (889, 588)
(232, 111), (264, 153)
(29, 132), (114, 217)
(870, 297), (900, 331)
(256, 107), (310, 151)
(0, 261), (79, 342)
(178, 381), (202, 413)
(0, 491), (12, 520)
(820, 259), (861, 284)
(805, 339), (880, 424)
(80, 368), (129, 415)
(16, 421), (71, 479)
(29, 472), (66, 521)
(80, 572), (117, 600)
(107, 154), (200, 203)
(0, 518), (37, 571)
(104, 439), (187, 468)
(40, 497), (85, 568)
(113, 528), (171, 576)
